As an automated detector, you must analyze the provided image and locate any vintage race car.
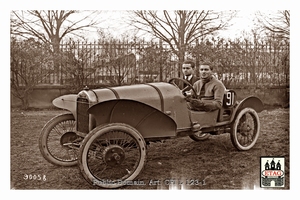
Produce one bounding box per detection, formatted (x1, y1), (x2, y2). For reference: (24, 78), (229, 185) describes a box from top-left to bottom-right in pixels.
(39, 78), (263, 188)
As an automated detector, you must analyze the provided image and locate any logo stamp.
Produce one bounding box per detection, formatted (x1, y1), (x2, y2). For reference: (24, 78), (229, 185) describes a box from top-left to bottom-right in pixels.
(260, 157), (285, 188)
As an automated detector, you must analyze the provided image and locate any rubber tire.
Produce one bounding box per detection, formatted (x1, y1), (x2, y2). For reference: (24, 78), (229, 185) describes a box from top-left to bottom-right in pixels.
(39, 113), (78, 166)
(230, 108), (260, 151)
(78, 123), (147, 189)
(189, 132), (210, 141)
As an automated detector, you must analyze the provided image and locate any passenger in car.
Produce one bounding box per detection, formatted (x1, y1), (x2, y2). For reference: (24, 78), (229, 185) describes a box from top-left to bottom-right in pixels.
(178, 60), (199, 89)
(185, 62), (226, 112)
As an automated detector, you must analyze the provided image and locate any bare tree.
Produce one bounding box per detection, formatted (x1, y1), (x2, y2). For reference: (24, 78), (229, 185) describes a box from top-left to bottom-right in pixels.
(107, 53), (137, 86)
(95, 41), (137, 86)
(11, 38), (53, 109)
(129, 10), (236, 76)
(255, 10), (290, 92)
(255, 10), (290, 39)
(11, 10), (102, 80)
(10, 10), (102, 109)
(60, 39), (101, 93)
(11, 10), (101, 52)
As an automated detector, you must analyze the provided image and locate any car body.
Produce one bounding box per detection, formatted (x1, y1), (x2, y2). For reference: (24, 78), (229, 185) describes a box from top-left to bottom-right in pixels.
(39, 78), (264, 188)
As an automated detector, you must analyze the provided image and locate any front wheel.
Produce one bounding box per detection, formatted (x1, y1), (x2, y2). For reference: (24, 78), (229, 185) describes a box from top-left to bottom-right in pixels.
(78, 123), (147, 189)
(230, 108), (260, 151)
(39, 113), (81, 166)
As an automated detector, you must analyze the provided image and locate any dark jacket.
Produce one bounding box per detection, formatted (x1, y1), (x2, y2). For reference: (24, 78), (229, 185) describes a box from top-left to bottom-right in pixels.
(177, 75), (199, 89)
(189, 76), (226, 111)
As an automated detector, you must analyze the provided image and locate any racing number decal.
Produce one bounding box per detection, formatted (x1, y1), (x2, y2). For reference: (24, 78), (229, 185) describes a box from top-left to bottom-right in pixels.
(225, 91), (235, 106)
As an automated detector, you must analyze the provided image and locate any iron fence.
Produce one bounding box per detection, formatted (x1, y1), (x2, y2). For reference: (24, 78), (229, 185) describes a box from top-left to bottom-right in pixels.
(11, 38), (289, 90)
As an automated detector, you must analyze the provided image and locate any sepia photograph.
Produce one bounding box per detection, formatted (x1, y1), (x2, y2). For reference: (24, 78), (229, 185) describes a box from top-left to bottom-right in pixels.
(7, 1), (296, 197)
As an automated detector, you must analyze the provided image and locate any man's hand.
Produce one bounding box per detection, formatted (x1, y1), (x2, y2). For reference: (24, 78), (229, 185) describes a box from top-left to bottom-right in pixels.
(185, 95), (192, 102)
(190, 99), (204, 108)
(186, 96), (204, 108)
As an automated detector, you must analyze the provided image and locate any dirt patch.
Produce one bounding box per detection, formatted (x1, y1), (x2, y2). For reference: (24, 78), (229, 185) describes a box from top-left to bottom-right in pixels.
(10, 108), (289, 190)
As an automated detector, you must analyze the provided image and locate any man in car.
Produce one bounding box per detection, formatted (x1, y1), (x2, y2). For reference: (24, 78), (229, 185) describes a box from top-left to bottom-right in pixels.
(178, 60), (199, 89)
(186, 62), (226, 112)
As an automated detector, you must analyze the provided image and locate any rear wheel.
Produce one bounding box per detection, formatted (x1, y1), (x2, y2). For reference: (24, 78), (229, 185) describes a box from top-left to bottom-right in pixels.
(189, 132), (210, 141)
(78, 123), (146, 189)
(230, 108), (260, 150)
(39, 113), (81, 166)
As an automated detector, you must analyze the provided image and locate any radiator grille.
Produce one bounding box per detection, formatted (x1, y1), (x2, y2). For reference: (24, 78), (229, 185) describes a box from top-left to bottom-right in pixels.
(77, 98), (89, 133)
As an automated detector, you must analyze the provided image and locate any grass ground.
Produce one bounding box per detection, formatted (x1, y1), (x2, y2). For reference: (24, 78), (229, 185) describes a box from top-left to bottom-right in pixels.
(10, 107), (289, 190)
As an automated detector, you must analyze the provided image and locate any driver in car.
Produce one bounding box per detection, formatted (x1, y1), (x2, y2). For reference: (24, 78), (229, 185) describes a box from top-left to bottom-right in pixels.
(185, 62), (226, 112)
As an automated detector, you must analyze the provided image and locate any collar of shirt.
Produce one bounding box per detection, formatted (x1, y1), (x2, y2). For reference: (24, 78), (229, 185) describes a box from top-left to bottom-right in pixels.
(185, 75), (192, 81)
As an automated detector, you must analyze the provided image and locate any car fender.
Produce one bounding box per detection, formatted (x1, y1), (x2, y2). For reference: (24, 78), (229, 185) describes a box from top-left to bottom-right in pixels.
(52, 94), (77, 119)
(230, 96), (264, 121)
(88, 99), (177, 139)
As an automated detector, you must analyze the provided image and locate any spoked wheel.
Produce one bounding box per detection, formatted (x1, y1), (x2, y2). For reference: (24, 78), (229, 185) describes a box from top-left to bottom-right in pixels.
(39, 113), (81, 166)
(230, 108), (260, 150)
(189, 132), (210, 141)
(168, 77), (197, 95)
(78, 123), (146, 189)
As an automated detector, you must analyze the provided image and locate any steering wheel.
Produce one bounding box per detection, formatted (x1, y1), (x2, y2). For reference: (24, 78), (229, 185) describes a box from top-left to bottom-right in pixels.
(168, 77), (197, 97)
